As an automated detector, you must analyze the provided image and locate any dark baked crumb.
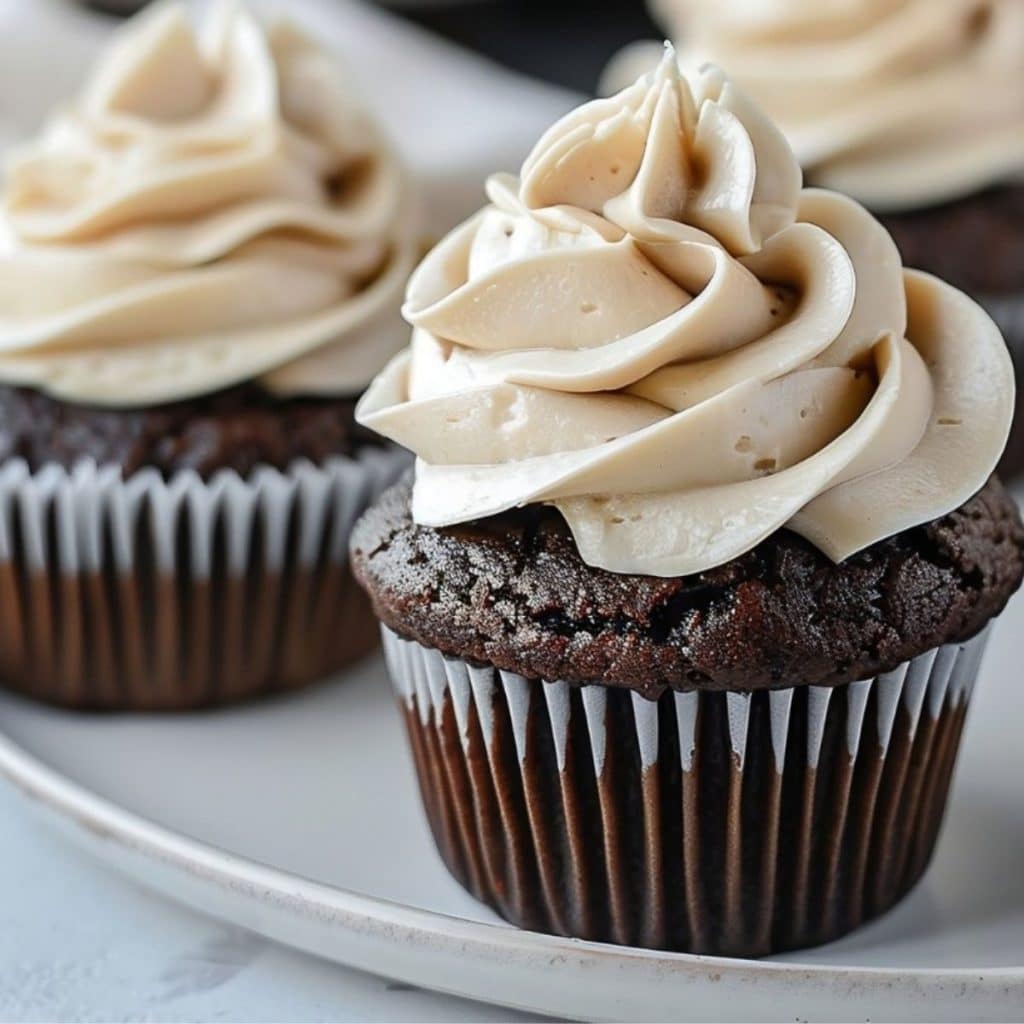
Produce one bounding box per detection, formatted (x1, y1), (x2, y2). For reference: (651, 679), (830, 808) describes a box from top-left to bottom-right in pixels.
(0, 383), (385, 479)
(352, 474), (1024, 696)
(879, 185), (1024, 296)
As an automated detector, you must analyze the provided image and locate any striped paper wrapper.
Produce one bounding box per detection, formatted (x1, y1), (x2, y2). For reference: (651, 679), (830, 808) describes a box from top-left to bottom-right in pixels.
(0, 447), (406, 710)
(382, 624), (990, 957)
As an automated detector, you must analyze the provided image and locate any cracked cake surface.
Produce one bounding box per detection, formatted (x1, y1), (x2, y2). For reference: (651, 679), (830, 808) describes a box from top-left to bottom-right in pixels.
(352, 474), (1024, 697)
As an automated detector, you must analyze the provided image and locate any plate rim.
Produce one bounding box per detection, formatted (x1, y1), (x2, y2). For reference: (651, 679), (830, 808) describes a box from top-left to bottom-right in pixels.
(2, 718), (1024, 1023)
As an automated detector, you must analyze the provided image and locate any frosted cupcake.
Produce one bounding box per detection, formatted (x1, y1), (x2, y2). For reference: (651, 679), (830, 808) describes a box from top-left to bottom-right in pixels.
(352, 54), (1023, 955)
(605, 1), (1024, 470)
(0, 3), (416, 708)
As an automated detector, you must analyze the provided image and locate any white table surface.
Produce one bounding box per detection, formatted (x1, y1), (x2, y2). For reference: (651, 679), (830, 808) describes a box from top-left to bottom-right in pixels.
(0, 779), (546, 1023)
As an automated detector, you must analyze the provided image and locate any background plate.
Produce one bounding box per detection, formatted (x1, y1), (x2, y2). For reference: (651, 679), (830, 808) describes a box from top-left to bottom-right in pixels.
(0, 580), (1023, 1021)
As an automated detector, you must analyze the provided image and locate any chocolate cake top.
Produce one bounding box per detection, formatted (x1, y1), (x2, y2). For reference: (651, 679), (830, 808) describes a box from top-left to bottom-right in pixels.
(352, 474), (1024, 696)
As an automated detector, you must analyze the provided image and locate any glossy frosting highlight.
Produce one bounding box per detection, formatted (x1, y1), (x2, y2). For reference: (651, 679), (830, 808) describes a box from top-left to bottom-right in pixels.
(0, 2), (415, 405)
(605, 0), (1024, 211)
(358, 51), (1013, 577)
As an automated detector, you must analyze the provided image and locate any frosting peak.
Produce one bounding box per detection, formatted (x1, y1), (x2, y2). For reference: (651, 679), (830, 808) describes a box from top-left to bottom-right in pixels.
(0, 2), (415, 405)
(359, 54), (1013, 577)
(606, 0), (1024, 210)
(520, 58), (801, 257)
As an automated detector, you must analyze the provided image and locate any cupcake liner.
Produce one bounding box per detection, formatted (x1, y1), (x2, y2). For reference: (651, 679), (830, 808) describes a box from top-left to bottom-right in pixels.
(0, 447), (407, 709)
(382, 625), (990, 956)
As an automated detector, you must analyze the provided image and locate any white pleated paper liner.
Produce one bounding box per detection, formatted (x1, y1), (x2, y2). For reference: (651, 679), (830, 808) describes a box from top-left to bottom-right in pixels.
(382, 624), (990, 956)
(0, 445), (407, 709)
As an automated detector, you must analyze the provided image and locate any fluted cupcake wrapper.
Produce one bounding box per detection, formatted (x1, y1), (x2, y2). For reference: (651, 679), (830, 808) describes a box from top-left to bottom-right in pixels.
(0, 448), (407, 709)
(382, 625), (989, 957)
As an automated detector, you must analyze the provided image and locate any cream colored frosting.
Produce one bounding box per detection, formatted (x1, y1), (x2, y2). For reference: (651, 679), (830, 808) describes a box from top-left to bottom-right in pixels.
(358, 52), (1013, 577)
(0, 2), (416, 405)
(604, 0), (1024, 211)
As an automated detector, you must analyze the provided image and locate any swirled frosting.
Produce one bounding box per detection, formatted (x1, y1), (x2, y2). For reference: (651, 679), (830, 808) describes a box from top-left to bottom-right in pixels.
(604, 0), (1024, 211)
(358, 51), (1013, 577)
(0, 2), (416, 405)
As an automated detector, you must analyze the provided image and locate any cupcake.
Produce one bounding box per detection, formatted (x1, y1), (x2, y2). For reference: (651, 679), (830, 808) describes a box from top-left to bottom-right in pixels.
(352, 53), (1024, 956)
(604, 1), (1024, 473)
(0, 3), (416, 709)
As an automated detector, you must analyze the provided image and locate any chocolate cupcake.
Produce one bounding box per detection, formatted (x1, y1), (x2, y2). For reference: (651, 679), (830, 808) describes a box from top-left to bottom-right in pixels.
(353, 55), (1023, 956)
(604, 1), (1024, 473)
(0, 3), (416, 708)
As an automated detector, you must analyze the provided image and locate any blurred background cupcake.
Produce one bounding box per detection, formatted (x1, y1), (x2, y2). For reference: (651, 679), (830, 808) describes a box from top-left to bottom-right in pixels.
(0, 1), (417, 709)
(604, 0), (1024, 473)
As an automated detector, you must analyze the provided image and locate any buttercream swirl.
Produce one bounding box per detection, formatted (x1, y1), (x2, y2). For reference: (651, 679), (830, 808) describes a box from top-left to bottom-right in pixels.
(0, 2), (416, 405)
(605, 0), (1024, 211)
(358, 51), (1012, 577)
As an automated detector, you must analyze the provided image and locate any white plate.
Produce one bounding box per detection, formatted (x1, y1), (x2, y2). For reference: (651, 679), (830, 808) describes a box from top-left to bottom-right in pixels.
(1, 586), (1024, 1023)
